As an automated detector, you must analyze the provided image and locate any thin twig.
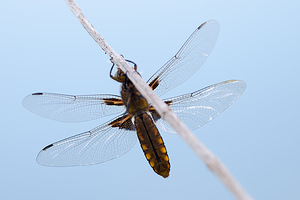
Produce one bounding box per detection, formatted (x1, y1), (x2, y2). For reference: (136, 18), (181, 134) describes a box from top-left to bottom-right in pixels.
(64, 1), (253, 199)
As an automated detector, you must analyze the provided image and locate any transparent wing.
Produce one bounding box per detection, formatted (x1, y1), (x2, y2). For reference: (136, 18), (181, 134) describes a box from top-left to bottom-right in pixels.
(151, 80), (246, 134)
(23, 92), (125, 123)
(37, 114), (136, 166)
(147, 20), (220, 96)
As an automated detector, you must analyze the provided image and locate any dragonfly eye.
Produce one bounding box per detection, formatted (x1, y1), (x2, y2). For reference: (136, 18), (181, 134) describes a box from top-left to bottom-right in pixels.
(113, 69), (126, 83)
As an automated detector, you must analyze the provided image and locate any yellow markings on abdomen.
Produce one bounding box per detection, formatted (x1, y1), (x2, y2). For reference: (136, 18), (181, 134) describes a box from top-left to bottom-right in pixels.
(157, 137), (163, 144)
(163, 155), (169, 162)
(134, 112), (170, 178)
(145, 153), (151, 160)
(141, 144), (148, 150)
(160, 147), (167, 153)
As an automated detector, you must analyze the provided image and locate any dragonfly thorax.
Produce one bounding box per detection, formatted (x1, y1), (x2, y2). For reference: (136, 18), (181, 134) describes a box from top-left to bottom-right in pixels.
(121, 80), (149, 115)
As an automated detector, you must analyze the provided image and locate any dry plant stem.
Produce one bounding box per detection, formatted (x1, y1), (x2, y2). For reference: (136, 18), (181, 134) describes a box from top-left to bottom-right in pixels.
(65, 1), (253, 200)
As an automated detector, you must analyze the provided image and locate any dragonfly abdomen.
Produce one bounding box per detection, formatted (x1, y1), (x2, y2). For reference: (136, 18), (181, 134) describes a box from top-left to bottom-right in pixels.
(134, 112), (170, 178)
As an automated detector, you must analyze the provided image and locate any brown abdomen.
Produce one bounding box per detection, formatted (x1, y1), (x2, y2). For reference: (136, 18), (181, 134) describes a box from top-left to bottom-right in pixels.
(134, 112), (170, 178)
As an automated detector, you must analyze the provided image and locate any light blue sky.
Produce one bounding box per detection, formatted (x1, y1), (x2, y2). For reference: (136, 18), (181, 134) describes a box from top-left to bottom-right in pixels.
(1, 0), (300, 199)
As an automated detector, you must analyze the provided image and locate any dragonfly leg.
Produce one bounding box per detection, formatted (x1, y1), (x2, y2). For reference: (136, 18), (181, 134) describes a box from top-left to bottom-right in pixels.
(109, 62), (115, 79)
(125, 59), (137, 71)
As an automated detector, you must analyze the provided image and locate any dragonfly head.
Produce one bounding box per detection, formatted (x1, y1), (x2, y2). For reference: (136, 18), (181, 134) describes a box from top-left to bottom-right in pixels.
(112, 68), (127, 83)
(110, 59), (138, 83)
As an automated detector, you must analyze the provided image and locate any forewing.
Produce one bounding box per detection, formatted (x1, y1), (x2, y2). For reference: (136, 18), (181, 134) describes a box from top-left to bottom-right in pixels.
(150, 80), (246, 134)
(147, 20), (220, 96)
(37, 114), (136, 166)
(23, 92), (124, 123)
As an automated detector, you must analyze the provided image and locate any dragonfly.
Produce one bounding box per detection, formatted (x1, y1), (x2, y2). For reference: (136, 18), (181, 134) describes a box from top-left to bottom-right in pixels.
(23, 20), (246, 178)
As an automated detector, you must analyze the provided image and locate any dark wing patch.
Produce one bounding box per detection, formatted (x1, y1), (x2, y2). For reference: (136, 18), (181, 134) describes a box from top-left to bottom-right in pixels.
(149, 100), (173, 122)
(148, 76), (160, 90)
(103, 98), (124, 106)
(108, 113), (135, 130)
